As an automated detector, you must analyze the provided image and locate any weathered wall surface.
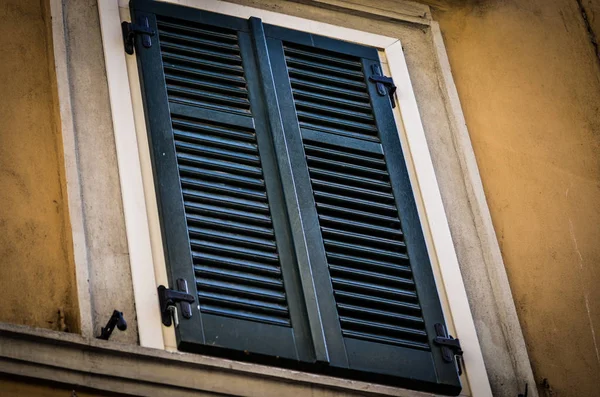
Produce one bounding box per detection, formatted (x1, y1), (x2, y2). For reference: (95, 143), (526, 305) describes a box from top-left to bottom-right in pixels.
(0, 0), (139, 343)
(62, 0), (139, 343)
(0, 0), (79, 331)
(0, 377), (109, 397)
(431, 0), (600, 396)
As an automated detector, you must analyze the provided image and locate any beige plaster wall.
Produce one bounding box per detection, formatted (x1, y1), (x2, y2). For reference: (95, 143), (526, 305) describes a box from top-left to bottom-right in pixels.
(0, 0), (79, 331)
(431, 0), (600, 396)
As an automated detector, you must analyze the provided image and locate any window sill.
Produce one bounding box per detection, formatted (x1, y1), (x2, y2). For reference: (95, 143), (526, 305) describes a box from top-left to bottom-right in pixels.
(0, 322), (467, 397)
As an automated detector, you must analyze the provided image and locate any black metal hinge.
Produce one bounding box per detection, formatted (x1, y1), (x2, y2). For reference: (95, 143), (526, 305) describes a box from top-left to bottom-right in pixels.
(122, 16), (155, 55)
(97, 310), (127, 340)
(434, 323), (465, 375)
(369, 64), (397, 108)
(158, 279), (195, 327)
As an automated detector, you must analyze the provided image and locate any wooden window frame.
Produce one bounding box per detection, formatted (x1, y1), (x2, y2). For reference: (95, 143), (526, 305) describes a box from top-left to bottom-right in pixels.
(97, 0), (492, 396)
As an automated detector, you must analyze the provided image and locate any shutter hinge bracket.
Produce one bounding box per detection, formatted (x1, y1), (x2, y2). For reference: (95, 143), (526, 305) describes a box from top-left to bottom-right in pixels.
(121, 16), (155, 55)
(434, 323), (465, 375)
(96, 310), (127, 340)
(158, 279), (195, 327)
(369, 64), (397, 108)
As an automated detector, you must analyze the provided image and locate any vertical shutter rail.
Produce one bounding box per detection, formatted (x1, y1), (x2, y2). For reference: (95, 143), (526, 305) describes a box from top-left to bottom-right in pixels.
(249, 16), (330, 364)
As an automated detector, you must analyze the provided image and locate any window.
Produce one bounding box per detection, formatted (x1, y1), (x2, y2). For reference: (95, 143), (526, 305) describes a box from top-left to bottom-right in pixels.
(129, 0), (462, 394)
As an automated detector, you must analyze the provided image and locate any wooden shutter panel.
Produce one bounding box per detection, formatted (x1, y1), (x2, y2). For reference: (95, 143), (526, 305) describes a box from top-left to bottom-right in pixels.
(130, 0), (314, 362)
(263, 24), (462, 394)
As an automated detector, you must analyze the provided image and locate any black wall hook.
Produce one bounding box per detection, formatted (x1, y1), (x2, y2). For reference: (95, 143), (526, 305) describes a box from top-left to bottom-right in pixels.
(97, 310), (127, 340)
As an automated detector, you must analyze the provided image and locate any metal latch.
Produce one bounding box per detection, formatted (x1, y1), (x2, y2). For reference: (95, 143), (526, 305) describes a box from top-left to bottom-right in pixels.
(434, 323), (464, 375)
(158, 279), (195, 327)
(121, 16), (155, 55)
(369, 64), (397, 108)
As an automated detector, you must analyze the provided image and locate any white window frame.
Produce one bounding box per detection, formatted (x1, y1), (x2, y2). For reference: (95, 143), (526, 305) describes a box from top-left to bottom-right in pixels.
(98, 1), (492, 396)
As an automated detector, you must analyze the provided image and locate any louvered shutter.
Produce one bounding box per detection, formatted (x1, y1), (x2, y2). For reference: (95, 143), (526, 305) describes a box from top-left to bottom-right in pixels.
(130, 0), (315, 362)
(131, 0), (461, 393)
(262, 24), (462, 394)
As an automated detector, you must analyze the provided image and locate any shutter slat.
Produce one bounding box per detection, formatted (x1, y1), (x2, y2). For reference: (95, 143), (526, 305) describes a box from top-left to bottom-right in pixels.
(287, 67), (366, 89)
(172, 118), (255, 142)
(292, 89), (371, 111)
(341, 330), (430, 350)
(337, 303), (423, 325)
(174, 129), (256, 152)
(283, 45), (362, 69)
(304, 142), (385, 167)
(175, 140), (260, 164)
(297, 111), (378, 134)
(199, 291), (289, 315)
(181, 177), (267, 202)
(179, 165), (265, 189)
(334, 290), (421, 312)
(306, 155), (387, 176)
(329, 265), (414, 288)
(168, 85), (250, 108)
(188, 226), (278, 251)
(324, 239), (406, 261)
(192, 252), (282, 276)
(308, 168), (390, 190)
(322, 228), (404, 252)
(316, 202), (401, 225)
(200, 305), (291, 327)
(158, 19), (239, 43)
(186, 213), (274, 237)
(162, 52), (245, 75)
(191, 239), (279, 263)
(285, 57), (364, 79)
(294, 100), (374, 122)
(197, 279), (287, 302)
(183, 190), (269, 213)
(318, 214), (403, 238)
(290, 78), (369, 101)
(184, 201), (272, 225)
(327, 252), (411, 274)
(306, 155), (387, 178)
(166, 74), (249, 98)
(339, 316), (427, 338)
(330, 277), (417, 301)
(195, 265), (284, 288)
(314, 190), (397, 214)
(312, 179), (395, 203)
(177, 152), (264, 177)
(163, 64), (246, 86)
(161, 41), (242, 63)
(158, 30), (240, 53)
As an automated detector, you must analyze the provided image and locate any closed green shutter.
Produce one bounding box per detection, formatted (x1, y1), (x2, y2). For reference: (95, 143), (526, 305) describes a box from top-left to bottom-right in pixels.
(130, 1), (314, 362)
(262, 23), (462, 394)
(131, 0), (461, 394)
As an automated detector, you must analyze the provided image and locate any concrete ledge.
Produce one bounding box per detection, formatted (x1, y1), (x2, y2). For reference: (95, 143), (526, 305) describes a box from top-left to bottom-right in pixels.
(0, 323), (449, 397)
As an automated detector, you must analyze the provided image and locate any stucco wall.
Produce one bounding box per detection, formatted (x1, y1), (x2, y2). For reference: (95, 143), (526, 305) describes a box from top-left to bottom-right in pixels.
(431, 1), (600, 396)
(0, 0), (79, 332)
(0, 377), (108, 397)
